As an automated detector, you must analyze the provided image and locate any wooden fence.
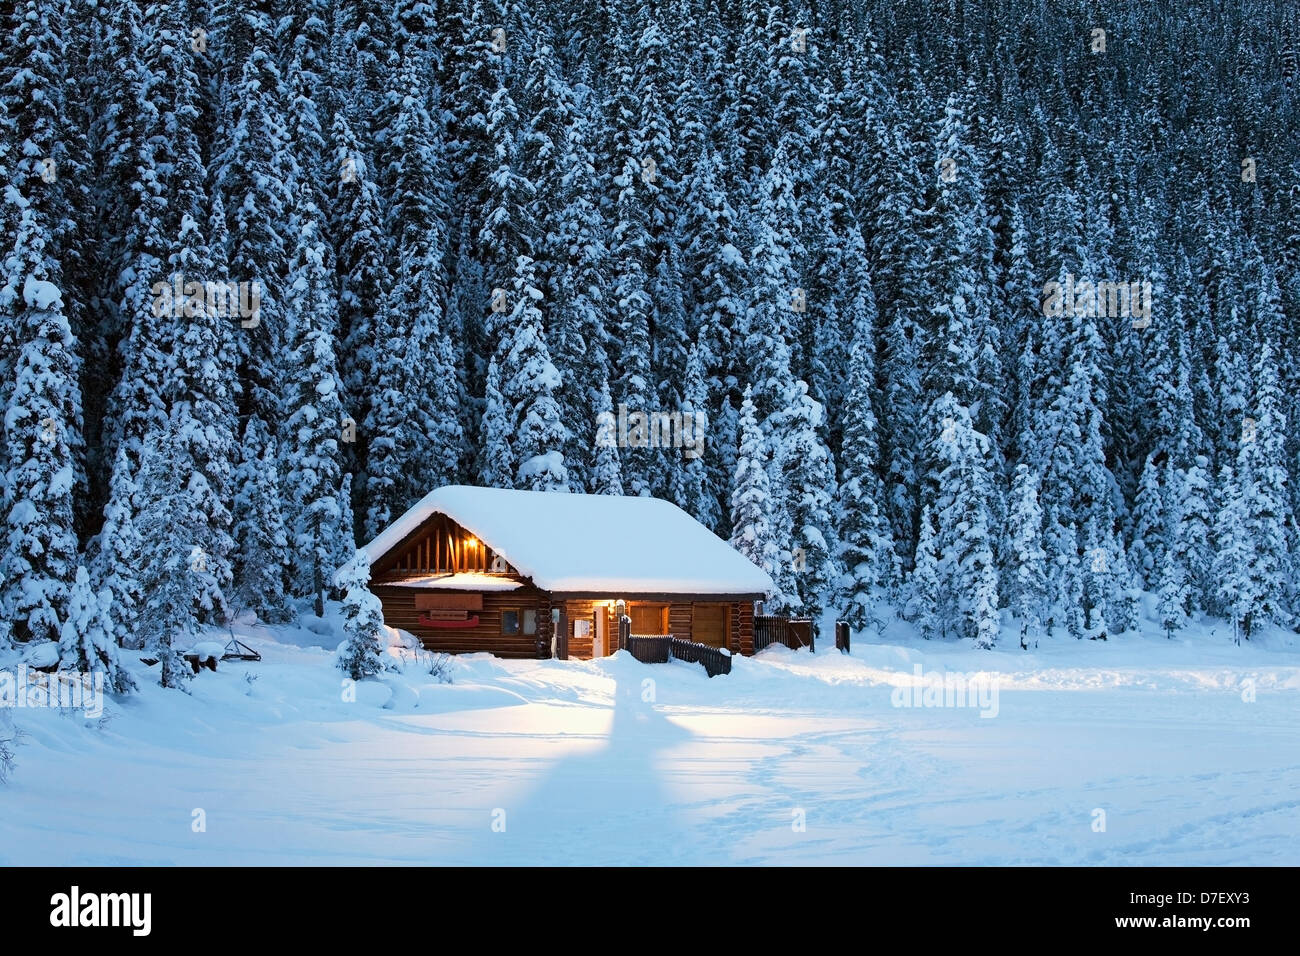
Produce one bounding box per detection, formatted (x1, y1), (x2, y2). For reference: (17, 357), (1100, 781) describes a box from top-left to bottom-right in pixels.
(625, 633), (671, 663)
(753, 616), (815, 653)
(625, 633), (732, 677)
(668, 637), (732, 677)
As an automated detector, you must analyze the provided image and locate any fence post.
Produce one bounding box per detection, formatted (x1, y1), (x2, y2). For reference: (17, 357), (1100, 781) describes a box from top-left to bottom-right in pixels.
(618, 614), (630, 652)
(835, 620), (850, 654)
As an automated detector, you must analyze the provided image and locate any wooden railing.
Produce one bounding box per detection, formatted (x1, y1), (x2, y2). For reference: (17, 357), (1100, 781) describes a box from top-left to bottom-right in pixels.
(753, 616), (815, 653)
(669, 637), (731, 677)
(625, 633), (732, 678)
(625, 633), (671, 664)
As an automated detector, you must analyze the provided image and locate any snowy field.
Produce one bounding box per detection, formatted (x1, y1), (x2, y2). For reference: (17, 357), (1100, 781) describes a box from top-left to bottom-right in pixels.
(2, 610), (1298, 866)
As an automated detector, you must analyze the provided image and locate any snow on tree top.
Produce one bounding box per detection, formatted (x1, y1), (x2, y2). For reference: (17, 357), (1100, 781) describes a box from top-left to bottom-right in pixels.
(363, 485), (774, 595)
(23, 275), (63, 310)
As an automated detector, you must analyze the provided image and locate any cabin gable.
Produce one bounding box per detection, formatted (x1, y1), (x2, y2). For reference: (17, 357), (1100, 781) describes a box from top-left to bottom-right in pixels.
(372, 512), (524, 580)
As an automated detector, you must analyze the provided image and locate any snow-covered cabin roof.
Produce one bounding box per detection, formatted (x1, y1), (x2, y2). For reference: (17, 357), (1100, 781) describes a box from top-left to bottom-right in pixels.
(364, 485), (773, 596)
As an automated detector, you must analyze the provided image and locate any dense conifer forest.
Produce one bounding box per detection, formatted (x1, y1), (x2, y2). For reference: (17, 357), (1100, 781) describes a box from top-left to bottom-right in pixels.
(3, 0), (1299, 676)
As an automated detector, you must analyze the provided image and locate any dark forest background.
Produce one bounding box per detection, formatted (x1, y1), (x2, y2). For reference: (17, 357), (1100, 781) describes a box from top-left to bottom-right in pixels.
(2, 0), (1299, 660)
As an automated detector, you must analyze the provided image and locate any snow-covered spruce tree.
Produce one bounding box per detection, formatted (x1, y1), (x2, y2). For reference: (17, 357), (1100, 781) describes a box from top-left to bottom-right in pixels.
(477, 356), (515, 489)
(921, 394), (1000, 648)
(134, 429), (202, 689)
(1105, 529), (1140, 636)
(232, 417), (292, 624)
(0, 212), (83, 644)
(608, 155), (656, 497)
(398, 257), (462, 503)
(651, 246), (688, 503)
(1054, 522), (1086, 641)
(836, 267), (895, 628)
(58, 566), (135, 695)
(1079, 519), (1111, 641)
(503, 255), (569, 492)
(330, 111), (389, 480)
(334, 473), (357, 579)
(681, 146), (746, 416)
(591, 377), (625, 496)
(1169, 456), (1215, 613)
(162, 133), (238, 628)
(680, 341), (717, 529)
(92, 446), (144, 647)
(212, 1), (293, 420)
(361, 294), (412, 540)
(1035, 291), (1117, 638)
(91, 0), (165, 472)
(281, 185), (348, 618)
(869, 107), (928, 574)
(1212, 345), (1291, 638)
(771, 379), (841, 626)
(1156, 549), (1189, 639)
(381, 57), (459, 506)
(730, 387), (785, 610)
(335, 549), (386, 681)
(1006, 463), (1048, 649)
(920, 86), (1002, 453)
(908, 504), (943, 640)
(1129, 455), (1167, 587)
(284, 46), (330, 219)
(743, 142), (804, 426)
(537, 103), (610, 490)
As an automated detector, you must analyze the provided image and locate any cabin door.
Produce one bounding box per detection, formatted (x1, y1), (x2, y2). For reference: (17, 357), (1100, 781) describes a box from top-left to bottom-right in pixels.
(693, 604), (729, 649)
(593, 608), (606, 658)
(629, 603), (669, 635)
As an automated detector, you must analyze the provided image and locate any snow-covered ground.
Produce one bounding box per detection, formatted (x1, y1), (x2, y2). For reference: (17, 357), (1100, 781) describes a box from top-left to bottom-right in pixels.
(2, 608), (1298, 865)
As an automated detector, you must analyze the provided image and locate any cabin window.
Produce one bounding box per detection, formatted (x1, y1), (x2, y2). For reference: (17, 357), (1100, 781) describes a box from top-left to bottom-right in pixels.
(502, 608), (537, 636)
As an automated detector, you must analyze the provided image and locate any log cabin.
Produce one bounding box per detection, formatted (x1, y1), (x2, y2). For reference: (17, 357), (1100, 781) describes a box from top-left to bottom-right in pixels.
(362, 485), (774, 660)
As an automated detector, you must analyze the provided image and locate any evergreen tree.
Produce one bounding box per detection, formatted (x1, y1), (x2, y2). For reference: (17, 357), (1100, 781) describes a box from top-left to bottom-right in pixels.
(0, 213), (82, 644)
(922, 394), (1000, 648)
(1156, 549), (1189, 639)
(836, 279), (893, 628)
(908, 504), (943, 640)
(58, 565), (135, 694)
(730, 387), (784, 609)
(232, 417), (292, 624)
(1129, 456), (1167, 587)
(771, 379), (840, 624)
(477, 357), (514, 489)
(335, 549), (387, 680)
(1170, 455), (1214, 612)
(591, 377), (625, 497)
(503, 256), (569, 492)
(134, 428), (203, 689)
(281, 186), (348, 617)
(92, 446), (144, 648)
(1006, 464), (1048, 649)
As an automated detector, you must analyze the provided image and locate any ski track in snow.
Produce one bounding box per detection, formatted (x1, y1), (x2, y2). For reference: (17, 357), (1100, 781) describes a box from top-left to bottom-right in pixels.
(1, 616), (1298, 865)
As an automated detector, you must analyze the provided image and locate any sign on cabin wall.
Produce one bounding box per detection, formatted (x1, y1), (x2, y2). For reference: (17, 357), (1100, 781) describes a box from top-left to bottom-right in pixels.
(414, 593), (484, 611)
